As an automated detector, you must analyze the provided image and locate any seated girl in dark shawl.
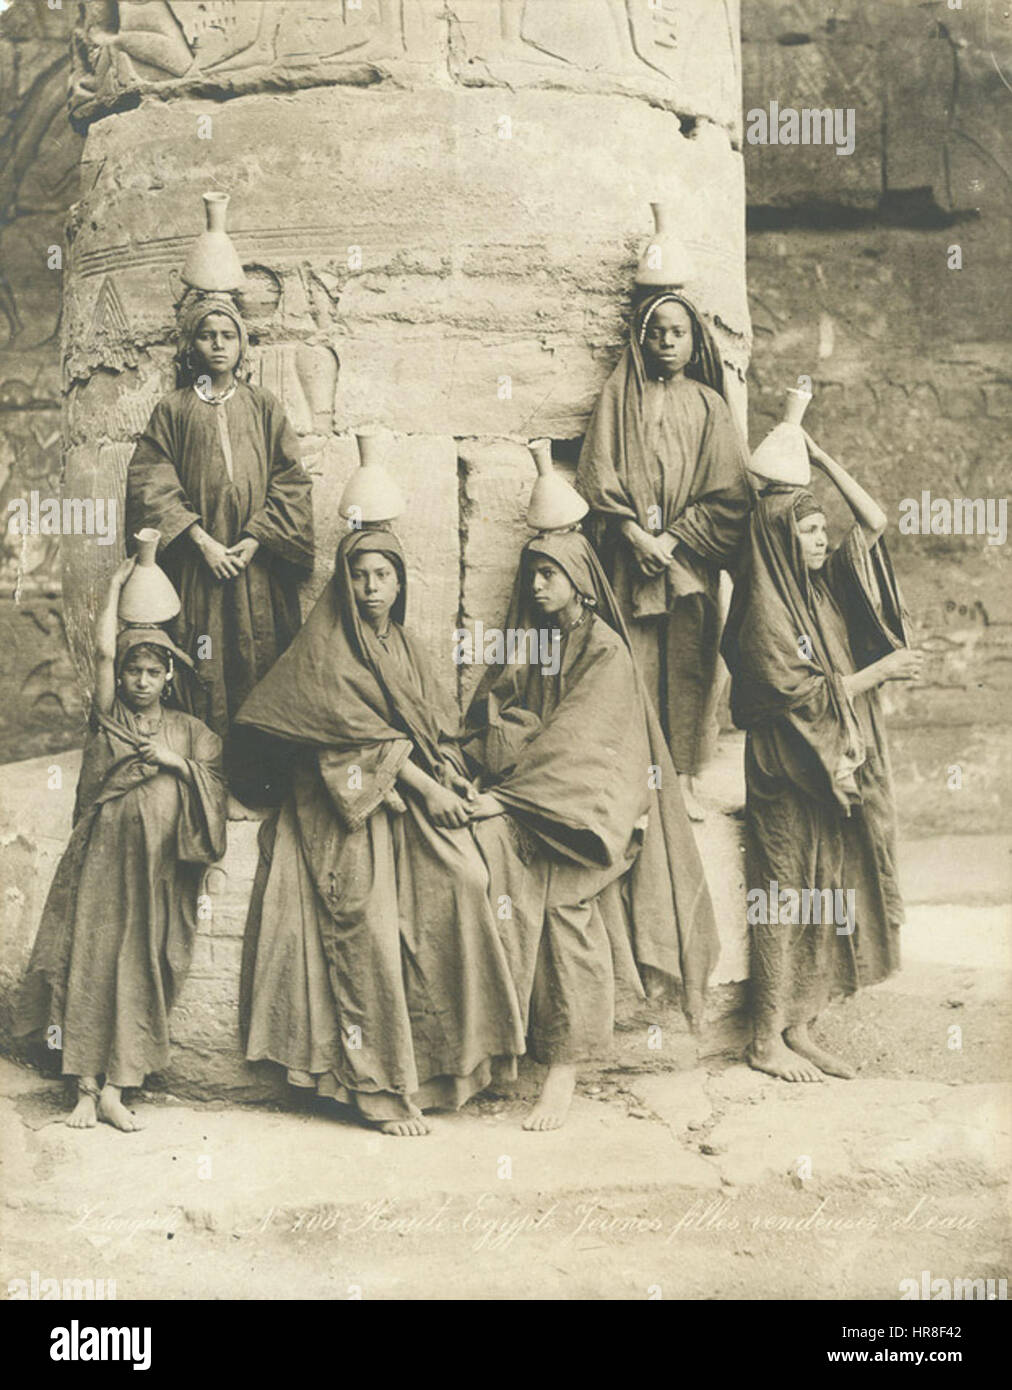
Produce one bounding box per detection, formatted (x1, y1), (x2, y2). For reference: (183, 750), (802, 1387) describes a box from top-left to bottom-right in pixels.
(464, 528), (719, 1131)
(234, 528), (525, 1137)
(125, 296), (314, 793)
(15, 559), (227, 1131)
(575, 290), (753, 820)
(721, 434), (922, 1082)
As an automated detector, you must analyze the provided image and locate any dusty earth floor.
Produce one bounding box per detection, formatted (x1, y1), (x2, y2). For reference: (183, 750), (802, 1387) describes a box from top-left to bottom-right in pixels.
(2, 834), (1009, 1301)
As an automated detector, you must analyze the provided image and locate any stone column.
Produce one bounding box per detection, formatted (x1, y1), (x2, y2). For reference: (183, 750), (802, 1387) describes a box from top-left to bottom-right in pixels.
(63, 0), (748, 706)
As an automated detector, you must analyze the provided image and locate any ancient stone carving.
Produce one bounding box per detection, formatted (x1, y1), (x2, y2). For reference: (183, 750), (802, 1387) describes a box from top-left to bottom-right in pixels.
(69, 0), (739, 131)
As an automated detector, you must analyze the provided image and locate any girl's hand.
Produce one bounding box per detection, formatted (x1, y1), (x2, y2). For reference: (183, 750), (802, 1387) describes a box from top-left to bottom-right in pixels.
(802, 430), (832, 469)
(623, 522), (675, 578)
(469, 792), (504, 821)
(199, 536), (243, 580)
(423, 784), (474, 829)
(111, 555), (137, 589)
(226, 537), (260, 570)
(449, 771), (477, 804)
(136, 737), (178, 769)
(880, 647), (923, 681)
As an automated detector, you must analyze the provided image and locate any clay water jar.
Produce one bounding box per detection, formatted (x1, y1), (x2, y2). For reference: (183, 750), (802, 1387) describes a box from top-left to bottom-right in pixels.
(181, 192), (247, 293)
(526, 438), (588, 531)
(749, 387), (814, 486)
(339, 432), (406, 523)
(634, 202), (695, 288)
(119, 529), (182, 623)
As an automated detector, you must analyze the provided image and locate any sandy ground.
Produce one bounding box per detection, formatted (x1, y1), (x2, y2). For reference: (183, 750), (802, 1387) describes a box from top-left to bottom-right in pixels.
(3, 845), (1006, 1301)
(2, 829), (1009, 1301)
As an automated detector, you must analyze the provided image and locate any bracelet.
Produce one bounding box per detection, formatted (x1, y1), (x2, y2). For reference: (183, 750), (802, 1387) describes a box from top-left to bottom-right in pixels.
(76, 1077), (100, 1100)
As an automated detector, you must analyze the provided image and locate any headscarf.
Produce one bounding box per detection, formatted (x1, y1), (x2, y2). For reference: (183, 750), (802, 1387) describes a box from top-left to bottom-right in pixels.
(115, 625), (199, 680)
(235, 526), (453, 776)
(175, 293), (250, 386)
(721, 491), (866, 808)
(791, 488), (823, 523)
(632, 289), (726, 398)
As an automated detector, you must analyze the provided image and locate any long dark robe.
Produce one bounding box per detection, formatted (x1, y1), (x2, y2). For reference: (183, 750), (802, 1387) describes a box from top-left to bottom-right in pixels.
(15, 701), (226, 1086)
(464, 530), (719, 1054)
(721, 494), (909, 1032)
(125, 383), (314, 740)
(576, 296), (752, 774)
(234, 529), (525, 1122)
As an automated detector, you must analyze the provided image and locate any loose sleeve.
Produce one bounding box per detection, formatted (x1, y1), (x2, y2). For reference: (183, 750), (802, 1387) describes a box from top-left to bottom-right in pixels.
(126, 399), (202, 552)
(176, 720), (228, 864)
(667, 393), (752, 567)
(317, 739), (412, 833)
(479, 637), (651, 869)
(242, 393), (315, 569)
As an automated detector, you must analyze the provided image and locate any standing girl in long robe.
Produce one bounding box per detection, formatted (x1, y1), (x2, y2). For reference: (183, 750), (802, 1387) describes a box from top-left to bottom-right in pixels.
(125, 296), (314, 783)
(464, 529), (718, 1130)
(576, 291), (752, 819)
(721, 438), (922, 1082)
(15, 560), (227, 1130)
(234, 528), (525, 1137)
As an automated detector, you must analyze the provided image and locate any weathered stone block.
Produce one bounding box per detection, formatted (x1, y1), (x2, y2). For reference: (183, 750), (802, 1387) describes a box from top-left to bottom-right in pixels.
(458, 437), (537, 706)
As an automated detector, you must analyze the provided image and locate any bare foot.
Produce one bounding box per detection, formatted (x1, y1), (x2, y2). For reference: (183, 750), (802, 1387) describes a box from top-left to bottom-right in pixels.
(378, 1117), (431, 1137)
(523, 1063), (576, 1131)
(97, 1085), (144, 1132)
(67, 1093), (97, 1129)
(678, 773), (705, 822)
(746, 1039), (823, 1084)
(784, 1023), (856, 1079)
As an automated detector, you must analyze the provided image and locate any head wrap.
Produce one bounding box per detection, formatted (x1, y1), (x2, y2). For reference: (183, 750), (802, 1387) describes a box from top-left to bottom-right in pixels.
(792, 489), (824, 523)
(632, 289), (725, 397)
(236, 526), (453, 774)
(176, 293), (249, 385)
(115, 625), (196, 678)
(721, 491), (865, 807)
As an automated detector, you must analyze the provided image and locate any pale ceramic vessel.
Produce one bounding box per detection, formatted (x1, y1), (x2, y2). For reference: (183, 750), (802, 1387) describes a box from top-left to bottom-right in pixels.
(339, 432), (407, 522)
(119, 529), (182, 623)
(181, 192), (247, 292)
(634, 202), (695, 288)
(526, 438), (588, 530)
(749, 387), (814, 485)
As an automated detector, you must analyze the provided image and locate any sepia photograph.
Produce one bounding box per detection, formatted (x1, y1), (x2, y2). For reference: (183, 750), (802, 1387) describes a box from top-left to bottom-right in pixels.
(0, 0), (1008, 1342)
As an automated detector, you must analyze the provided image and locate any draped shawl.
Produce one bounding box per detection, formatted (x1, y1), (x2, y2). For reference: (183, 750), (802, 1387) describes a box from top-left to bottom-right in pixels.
(235, 528), (459, 828)
(721, 490), (909, 811)
(465, 528), (719, 1026)
(575, 290), (752, 617)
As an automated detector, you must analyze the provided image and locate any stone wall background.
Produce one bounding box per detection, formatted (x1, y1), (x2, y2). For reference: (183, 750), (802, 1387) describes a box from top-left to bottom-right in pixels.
(1, 0), (1009, 817)
(742, 0), (1011, 837)
(0, 1), (85, 760)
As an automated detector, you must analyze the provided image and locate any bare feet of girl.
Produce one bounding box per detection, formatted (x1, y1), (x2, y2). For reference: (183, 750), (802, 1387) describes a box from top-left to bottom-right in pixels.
(97, 1084), (144, 1132)
(378, 1117), (431, 1137)
(67, 1078), (98, 1129)
(746, 1038), (823, 1083)
(524, 1063), (576, 1131)
(784, 1023), (856, 1079)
